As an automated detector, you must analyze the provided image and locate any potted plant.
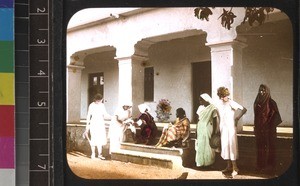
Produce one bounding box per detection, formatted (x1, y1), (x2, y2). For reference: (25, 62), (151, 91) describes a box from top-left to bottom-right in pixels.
(155, 99), (172, 122)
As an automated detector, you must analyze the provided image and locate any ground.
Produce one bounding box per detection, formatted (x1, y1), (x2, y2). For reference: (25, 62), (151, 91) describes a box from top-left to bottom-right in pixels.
(67, 151), (276, 180)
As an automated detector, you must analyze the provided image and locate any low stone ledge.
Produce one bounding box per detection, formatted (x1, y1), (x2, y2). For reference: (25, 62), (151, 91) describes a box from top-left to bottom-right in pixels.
(66, 123), (293, 156)
(120, 142), (184, 156)
(111, 149), (183, 169)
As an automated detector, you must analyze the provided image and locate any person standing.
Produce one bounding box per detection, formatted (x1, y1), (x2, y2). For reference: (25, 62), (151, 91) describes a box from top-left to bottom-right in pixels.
(254, 84), (282, 174)
(135, 104), (158, 145)
(155, 108), (190, 148)
(216, 87), (247, 177)
(109, 101), (132, 154)
(195, 93), (220, 167)
(83, 93), (111, 159)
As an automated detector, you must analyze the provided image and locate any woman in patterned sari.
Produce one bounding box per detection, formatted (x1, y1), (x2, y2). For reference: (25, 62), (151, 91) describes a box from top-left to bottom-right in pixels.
(155, 108), (190, 147)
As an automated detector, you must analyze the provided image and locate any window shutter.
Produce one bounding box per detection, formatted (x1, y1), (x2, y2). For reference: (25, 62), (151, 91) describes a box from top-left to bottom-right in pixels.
(144, 67), (154, 101)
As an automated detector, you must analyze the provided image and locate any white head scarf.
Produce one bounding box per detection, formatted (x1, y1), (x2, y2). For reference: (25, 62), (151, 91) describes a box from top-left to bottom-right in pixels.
(138, 103), (150, 113)
(200, 93), (214, 104)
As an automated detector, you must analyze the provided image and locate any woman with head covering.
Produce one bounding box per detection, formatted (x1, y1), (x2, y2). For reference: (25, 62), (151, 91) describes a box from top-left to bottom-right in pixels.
(134, 104), (158, 145)
(83, 93), (111, 159)
(254, 84), (282, 174)
(195, 93), (220, 167)
(109, 100), (132, 154)
(155, 108), (190, 148)
(216, 87), (247, 177)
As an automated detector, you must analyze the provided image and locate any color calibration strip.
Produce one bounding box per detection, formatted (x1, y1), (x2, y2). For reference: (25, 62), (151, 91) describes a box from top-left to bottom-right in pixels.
(0, 0), (15, 185)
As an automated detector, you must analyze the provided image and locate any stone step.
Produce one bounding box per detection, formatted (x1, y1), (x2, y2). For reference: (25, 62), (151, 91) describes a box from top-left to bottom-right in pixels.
(111, 148), (183, 169)
(119, 142), (184, 156)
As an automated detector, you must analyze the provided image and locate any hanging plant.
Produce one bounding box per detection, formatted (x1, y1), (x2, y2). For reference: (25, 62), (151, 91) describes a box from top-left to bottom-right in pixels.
(194, 7), (275, 30)
(242, 7), (275, 26)
(218, 8), (236, 30)
(194, 7), (213, 21)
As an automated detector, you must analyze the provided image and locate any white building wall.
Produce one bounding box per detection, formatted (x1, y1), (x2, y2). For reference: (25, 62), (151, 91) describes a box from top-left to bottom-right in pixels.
(145, 30), (293, 126)
(80, 53), (119, 118)
(77, 23), (293, 126)
(241, 20), (293, 126)
(147, 35), (210, 121)
(67, 8), (208, 63)
(68, 8), (293, 126)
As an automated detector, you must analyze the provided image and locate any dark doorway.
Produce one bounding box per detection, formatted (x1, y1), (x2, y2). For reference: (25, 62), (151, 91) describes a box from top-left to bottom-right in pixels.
(192, 61), (211, 123)
(144, 67), (154, 102)
(88, 72), (104, 105)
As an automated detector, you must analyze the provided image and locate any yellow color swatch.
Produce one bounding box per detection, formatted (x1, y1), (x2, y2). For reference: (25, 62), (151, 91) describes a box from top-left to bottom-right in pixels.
(0, 73), (14, 105)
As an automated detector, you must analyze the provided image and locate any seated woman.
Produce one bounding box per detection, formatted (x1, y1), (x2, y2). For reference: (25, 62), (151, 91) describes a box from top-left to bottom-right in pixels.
(134, 104), (158, 145)
(155, 108), (190, 148)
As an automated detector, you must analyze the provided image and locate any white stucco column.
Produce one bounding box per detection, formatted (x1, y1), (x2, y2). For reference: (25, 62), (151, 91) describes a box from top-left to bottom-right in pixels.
(116, 56), (133, 105)
(115, 54), (148, 116)
(131, 55), (148, 109)
(206, 40), (247, 102)
(67, 63), (85, 123)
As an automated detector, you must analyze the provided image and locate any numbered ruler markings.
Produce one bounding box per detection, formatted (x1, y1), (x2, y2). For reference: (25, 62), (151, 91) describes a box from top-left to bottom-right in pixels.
(29, 0), (50, 185)
(30, 78), (48, 107)
(29, 140), (49, 170)
(29, 140), (49, 186)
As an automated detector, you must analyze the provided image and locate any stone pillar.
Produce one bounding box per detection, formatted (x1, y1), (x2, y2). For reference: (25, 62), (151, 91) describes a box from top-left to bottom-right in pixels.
(131, 55), (148, 112)
(115, 56), (133, 106)
(231, 40), (248, 104)
(206, 40), (247, 103)
(115, 54), (148, 116)
(67, 63), (85, 123)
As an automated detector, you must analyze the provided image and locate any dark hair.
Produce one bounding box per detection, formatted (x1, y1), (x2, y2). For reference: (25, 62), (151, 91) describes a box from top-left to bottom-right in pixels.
(94, 93), (103, 101)
(217, 87), (230, 98)
(176, 108), (186, 118)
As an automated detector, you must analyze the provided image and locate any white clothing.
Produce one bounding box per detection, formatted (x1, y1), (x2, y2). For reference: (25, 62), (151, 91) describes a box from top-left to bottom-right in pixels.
(86, 102), (110, 147)
(217, 99), (243, 160)
(197, 94), (216, 119)
(109, 107), (132, 153)
(200, 93), (214, 104)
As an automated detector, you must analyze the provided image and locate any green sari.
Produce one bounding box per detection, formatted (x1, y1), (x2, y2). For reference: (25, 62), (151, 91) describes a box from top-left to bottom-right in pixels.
(195, 104), (218, 167)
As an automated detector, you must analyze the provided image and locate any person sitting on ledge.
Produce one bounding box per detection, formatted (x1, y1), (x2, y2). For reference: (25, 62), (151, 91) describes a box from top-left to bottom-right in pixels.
(155, 108), (190, 148)
(132, 104), (158, 145)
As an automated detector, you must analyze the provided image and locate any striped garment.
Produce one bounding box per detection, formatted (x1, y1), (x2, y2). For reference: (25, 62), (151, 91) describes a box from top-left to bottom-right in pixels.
(156, 117), (190, 146)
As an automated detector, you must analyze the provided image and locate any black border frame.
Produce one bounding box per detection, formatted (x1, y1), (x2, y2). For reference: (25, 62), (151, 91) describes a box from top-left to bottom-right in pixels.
(53, 0), (299, 185)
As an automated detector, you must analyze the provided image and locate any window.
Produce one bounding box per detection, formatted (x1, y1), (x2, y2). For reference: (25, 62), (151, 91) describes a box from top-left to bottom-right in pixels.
(144, 67), (154, 101)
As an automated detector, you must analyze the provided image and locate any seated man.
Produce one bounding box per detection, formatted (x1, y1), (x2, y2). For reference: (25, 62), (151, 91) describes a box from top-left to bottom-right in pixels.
(155, 108), (190, 148)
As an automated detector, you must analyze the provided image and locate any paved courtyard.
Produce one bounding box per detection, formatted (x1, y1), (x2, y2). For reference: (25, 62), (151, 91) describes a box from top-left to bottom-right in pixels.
(67, 151), (277, 180)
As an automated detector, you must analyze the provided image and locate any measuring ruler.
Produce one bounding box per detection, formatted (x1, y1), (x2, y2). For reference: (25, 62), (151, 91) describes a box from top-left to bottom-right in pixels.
(28, 0), (52, 185)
